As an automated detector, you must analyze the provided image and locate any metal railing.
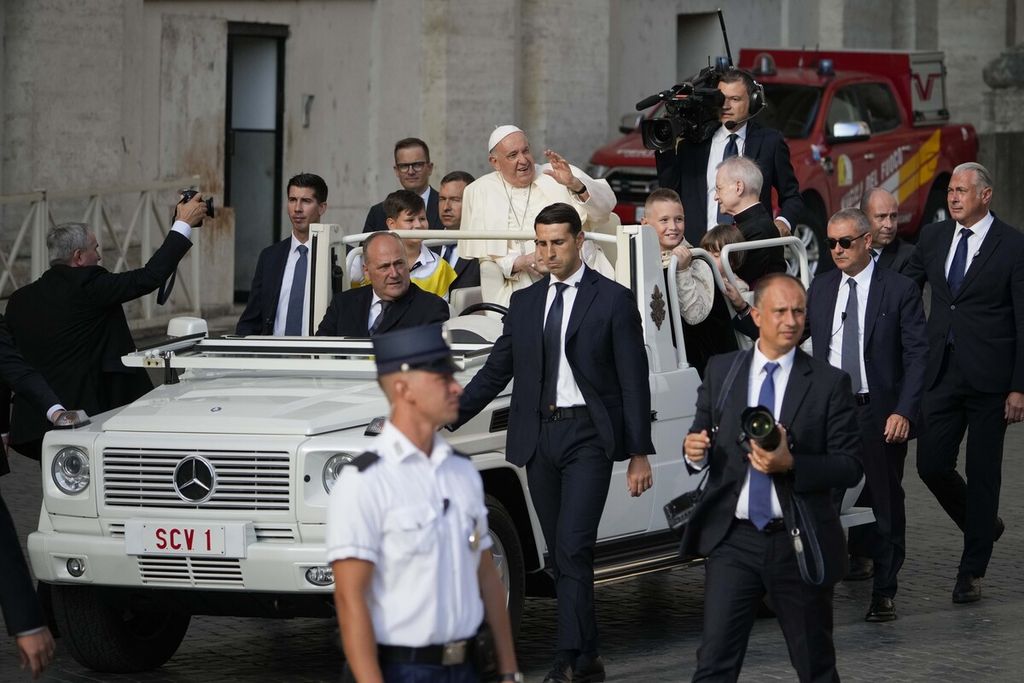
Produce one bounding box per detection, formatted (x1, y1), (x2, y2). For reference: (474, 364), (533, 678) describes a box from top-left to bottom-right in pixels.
(0, 176), (203, 322)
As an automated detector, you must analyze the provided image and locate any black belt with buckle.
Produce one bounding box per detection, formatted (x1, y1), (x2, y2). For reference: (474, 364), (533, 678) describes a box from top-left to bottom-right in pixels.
(854, 393), (870, 406)
(378, 638), (475, 666)
(542, 405), (589, 422)
(738, 518), (787, 534)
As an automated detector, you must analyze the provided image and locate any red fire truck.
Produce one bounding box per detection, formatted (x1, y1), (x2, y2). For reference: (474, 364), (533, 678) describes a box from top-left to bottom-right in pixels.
(587, 49), (978, 273)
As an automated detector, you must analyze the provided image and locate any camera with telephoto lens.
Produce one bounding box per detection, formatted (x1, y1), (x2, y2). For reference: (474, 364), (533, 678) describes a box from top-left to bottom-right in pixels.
(637, 65), (726, 151)
(176, 188), (214, 219)
(739, 405), (783, 451)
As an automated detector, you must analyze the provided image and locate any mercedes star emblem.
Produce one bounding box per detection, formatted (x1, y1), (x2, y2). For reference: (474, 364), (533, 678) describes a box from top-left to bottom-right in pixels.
(173, 455), (217, 504)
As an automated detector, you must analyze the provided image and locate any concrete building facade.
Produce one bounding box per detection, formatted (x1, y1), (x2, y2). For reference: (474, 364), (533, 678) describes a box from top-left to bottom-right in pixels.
(0, 0), (1014, 318)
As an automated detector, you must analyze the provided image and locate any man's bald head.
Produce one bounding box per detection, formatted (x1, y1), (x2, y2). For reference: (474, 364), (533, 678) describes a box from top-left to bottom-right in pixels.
(860, 188), (900, 248)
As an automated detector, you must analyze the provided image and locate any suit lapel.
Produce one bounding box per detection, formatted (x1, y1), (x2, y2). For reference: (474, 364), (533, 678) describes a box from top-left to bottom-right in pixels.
(267, 238), (291, 308)
(722, 351), (753, 481)
(742, 124), (763, 160)
(780, 351), (812, 429)
(379, 287), (415, 334)
(931, 222), (957, 300)
(956, 220), (1003, 297)
(863, 267), (885, 346)
(813, 271), (841, 361)
(565, 267), (599, 342)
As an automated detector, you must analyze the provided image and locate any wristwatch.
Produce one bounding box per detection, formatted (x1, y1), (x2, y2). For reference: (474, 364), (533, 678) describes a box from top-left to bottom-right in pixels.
(571, 182), (587, 196)
(499, 673), (524, 682)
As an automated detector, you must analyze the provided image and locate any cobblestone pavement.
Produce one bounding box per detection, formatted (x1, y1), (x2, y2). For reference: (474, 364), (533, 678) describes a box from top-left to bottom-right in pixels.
(3, 434), (1024, 682)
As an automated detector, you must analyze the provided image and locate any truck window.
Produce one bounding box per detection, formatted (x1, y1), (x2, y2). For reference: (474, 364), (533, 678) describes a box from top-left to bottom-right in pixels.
(852, 83), (901, 133)
(760, 84), (821, 139)
(826, 87), (862, 134)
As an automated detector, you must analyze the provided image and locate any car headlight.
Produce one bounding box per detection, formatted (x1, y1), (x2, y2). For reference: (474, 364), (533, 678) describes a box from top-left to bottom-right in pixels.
(52, 447), (90, 495)
(323, 452), (359, 494)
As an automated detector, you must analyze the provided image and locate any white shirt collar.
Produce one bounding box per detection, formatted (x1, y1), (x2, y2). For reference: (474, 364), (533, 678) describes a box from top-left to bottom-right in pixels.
(289, 233), (308, 251)
(378, 420), (454, 467)
(420, 186), (432, 205)
(957, 211), (994, 241)
(550, 263), (586, 288)
(752, 340), (796, 375)
(841, 255), (875, 291)
(410, 242), (438, 271)
(715, 122), (748, 142)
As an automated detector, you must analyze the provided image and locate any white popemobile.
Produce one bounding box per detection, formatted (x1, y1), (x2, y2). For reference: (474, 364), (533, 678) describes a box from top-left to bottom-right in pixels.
(27, 224), (871, 672)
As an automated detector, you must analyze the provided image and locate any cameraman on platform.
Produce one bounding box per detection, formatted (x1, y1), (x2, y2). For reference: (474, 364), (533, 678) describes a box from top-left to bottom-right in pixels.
(681, 273), (861, 681)
(655, 69), (803, 246)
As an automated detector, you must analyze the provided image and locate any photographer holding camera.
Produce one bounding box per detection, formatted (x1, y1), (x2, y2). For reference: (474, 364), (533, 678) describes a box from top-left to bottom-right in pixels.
(680, 273), (862, 682)
(4, 192), (207, 460)
(652, 69), (803, 247)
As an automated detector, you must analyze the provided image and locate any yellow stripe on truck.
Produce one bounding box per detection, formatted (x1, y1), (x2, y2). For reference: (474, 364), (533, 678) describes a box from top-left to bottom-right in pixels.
(894, 129), (942, 203)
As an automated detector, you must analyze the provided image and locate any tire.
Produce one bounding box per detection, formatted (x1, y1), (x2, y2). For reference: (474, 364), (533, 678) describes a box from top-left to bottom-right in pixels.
(485, 495), (526, 635)
(51, 584), (191, 673)
(919, 177), (950, 236)
(789, 196), (831, 279)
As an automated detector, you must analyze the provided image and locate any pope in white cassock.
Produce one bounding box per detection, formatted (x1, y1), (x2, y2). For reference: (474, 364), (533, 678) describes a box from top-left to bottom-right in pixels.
(458, 125), (619, 305)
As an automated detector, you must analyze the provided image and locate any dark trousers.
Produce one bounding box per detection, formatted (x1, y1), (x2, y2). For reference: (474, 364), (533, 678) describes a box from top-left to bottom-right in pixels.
(847, 403), (908, 598)
(917, 346), (1005, 577)
(342, 662), (477, 683)
(693, 521), (838, 683)
(526, 412), (612, 657)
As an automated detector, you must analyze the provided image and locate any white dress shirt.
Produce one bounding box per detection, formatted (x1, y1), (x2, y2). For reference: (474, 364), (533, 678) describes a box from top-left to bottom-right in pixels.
(273, 234), (311, 336)
(705, 124), (748, 229)
(543, 264), (587, 407)
(944, 211), (994, 278)
(367, 291), (387, 332)
(734, 342), (795, 520)
(827, 259), (873, 393)
(325, 421), (491, 646)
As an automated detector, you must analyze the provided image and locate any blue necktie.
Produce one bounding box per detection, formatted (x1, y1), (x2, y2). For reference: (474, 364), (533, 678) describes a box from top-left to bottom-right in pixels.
(749, 361), (779, 530)
(717, 134), (740, 224)
(284, 244), (308, 335)
(947, 227), (973, 296)
(841, 279), (862, 394)
(540, 283), (569, 412)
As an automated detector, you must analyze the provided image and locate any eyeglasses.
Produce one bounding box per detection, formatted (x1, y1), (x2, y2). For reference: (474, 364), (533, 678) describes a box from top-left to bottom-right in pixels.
(396, 161), (429, 174)
(826, 233), (867, 250)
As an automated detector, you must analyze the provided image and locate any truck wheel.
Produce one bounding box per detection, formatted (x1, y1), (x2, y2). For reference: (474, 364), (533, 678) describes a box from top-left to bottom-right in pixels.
(790, 197), (832, 278)
(50, 584), (191, 672)
(920, 178), (949, 233)
(485, 496), (525, 635)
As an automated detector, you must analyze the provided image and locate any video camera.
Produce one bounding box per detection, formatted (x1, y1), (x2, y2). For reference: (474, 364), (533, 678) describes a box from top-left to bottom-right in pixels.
(636, 65), (727, 152)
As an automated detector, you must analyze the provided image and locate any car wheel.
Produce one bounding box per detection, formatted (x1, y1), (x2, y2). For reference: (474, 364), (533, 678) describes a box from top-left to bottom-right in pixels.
(485, 495), (525, 635)
(788, 197), (831, 279)
(51, 584), (191, 672)
(920, 177), (950, 232)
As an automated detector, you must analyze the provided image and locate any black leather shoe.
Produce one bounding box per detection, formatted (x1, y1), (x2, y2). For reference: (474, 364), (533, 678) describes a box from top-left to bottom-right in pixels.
(542, 660), (573, 683)
(574, 654), (606, 683)
(995, 516), (1005, 542)
(865, 595), (897, 622)
(844, 556), (874, 581)
(952, 574), (982, 604)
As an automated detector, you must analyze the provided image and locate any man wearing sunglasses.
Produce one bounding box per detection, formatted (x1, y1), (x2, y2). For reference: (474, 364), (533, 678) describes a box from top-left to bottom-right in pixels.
(806, 208), (927, 623)
(363, 138), (442, 233)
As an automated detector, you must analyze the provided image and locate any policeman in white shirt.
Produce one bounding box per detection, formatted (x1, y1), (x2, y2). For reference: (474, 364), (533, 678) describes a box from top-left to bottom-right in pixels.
(327, 324), (520, 683)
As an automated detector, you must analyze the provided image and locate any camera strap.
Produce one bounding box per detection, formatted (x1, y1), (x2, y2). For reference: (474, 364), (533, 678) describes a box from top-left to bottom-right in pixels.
(712, 350), (748, 432)
(775, 472), (828, 586)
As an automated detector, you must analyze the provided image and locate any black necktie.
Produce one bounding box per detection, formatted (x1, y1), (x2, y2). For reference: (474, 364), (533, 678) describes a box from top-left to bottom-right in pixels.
(717, 134), (740, 224)
(369, 300), (390, 335)
(540, 282), (569, 412)
(284, 244), (308, 335)
(947, 227), (974, 296)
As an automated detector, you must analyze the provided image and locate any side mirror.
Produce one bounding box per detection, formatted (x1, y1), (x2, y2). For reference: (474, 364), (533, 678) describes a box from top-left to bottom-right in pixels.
(619, 112), (643, 134)
(826, 120), (871, 144)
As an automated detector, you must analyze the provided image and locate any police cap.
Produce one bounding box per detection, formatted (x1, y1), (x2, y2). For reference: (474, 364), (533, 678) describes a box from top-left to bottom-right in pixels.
(372, 323), (459, 376)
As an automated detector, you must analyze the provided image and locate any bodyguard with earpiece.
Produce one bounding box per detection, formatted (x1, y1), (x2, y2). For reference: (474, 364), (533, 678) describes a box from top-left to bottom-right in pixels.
(654, 67), (804, 248)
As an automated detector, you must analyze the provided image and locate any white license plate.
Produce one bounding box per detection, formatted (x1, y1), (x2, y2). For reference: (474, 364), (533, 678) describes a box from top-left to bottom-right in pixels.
(124, 521), (253, 558)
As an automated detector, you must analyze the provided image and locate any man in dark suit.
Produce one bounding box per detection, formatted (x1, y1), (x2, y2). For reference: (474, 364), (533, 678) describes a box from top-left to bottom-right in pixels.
(862, 188), (914, 273)
(1, 491), (55, 678)
(436, 170), (481, 291)
(4, 194), (206, 460)
(455, 203), (654, 683)
(902, 162), (1024, 603)
(807, 208), (927, 621)
(683, 273), (862, 682)
(715, 156), (788, 284)
(655, 69), (803, 247)
(316, 231), (449, 337)
(236, 173), (328, 335)
(362, 138), (442, 233)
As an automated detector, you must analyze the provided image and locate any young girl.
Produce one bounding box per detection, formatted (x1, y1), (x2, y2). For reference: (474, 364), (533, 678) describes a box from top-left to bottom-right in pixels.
(701, 224), (755, 347)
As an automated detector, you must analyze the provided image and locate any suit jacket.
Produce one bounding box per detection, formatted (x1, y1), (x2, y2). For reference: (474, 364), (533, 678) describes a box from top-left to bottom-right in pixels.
(680, 349), (863, 580)
(0, 317), (62, 474)
(732, 202), (787, 284)
(456, 266), (654, 466)
(807, 266), (928, 432)
(235, 238), (292, 335)
(450, 255), (481, 291)
(5, 232), (191, 446)
(0, 492), (44, 635)
(903, 217), (1024, 392)
(655, 122), (804, 246)
(362, 187), (442, 233)
(315, 283), (450, 337)
(874, 238), (915, 274)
